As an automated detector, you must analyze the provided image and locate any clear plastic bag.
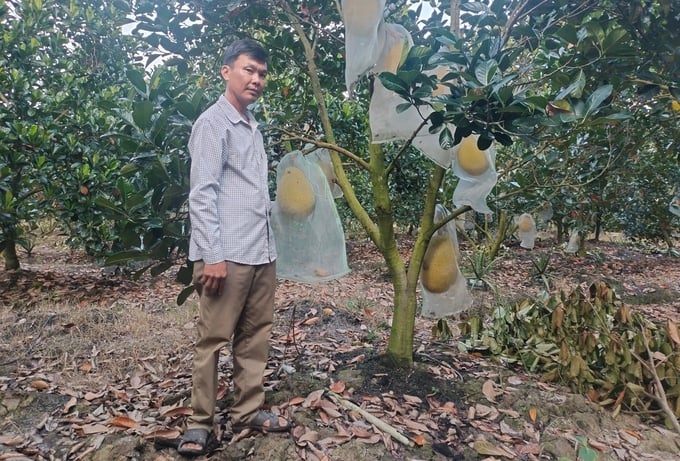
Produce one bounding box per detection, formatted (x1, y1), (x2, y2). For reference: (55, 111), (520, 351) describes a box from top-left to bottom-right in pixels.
(307, 147), (343, 199)
(515, 213), (536, 249)
(565, 230), (581, 254)
(368, 24), (429, 144)
(452, 135), (498, 215)
(272, 151), (350, 283)
(341, 0), (387, 96)
(420, 204), (473, 318)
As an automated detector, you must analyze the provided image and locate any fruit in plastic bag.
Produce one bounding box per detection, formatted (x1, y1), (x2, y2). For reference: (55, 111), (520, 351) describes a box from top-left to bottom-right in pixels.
(458, 135), (489, 176)
(278, 166), (316, 219)
(518, 213), (534, 232)
(421, 234), (457, 293)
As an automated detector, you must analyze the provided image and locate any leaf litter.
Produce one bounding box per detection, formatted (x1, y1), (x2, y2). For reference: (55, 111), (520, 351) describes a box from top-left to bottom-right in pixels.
(1, 233), (680, 460)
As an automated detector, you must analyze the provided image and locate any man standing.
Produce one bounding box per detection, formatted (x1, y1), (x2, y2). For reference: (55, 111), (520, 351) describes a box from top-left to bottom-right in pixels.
(178, 38), (289, 456)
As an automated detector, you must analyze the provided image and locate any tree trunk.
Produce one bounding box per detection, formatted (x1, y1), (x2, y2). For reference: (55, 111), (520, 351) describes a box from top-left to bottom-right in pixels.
(3, 240), (20, 270)
(285, 0), (449, 369)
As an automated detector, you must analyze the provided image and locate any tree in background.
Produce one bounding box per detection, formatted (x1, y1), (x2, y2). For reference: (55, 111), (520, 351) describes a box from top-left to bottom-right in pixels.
(0, 0), (146, 268)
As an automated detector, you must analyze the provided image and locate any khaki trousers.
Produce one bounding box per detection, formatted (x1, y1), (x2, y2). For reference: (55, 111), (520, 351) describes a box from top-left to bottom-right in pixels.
(187, 260), (276, 431)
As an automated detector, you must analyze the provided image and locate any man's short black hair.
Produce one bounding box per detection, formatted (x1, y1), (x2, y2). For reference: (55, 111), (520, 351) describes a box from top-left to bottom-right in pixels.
(222, 39), (269, 66)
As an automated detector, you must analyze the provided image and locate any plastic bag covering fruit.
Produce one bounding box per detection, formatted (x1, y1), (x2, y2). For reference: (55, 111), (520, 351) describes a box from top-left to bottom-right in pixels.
(341, 0), (387, 96)
(457, 135), (489, 176)
(516, 213), (536, 249)
(277, 166), (316, 219)
(369, 23), (427, 144)
(272, 150), (350, 283)
(420, 204), (473, 318)
(517, 213), (534, 232)
(452, 135), (498, 215)
(421, 234), (457, 293)
(565, 230), (580, 254)
(307, 147), (343, 199)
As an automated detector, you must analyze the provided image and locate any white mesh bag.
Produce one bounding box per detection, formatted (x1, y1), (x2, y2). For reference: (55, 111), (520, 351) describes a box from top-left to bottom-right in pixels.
(271, 151), (350, 283)
(341, 0), (387, 96)
(420, 204), (473, 318)
(452, 135), (498, 215)
(515, 213), (536, 249)
(307, 147), (343, 199)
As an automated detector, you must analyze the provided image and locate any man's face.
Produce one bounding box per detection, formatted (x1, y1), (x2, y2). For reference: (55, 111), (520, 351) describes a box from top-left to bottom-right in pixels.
(221, 53), (268, 112)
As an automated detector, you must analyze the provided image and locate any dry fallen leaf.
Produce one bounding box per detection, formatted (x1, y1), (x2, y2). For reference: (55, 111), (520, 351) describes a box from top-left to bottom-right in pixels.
(63, 397), (77, 414)
(31, 380), (50, 390)
(330, 381), (346, 394)
(110, 416), (138, 429)
(403, 394), (423, 405)
(303, 389), (325, 408)
(482, 379), (501, 403)
(506, 375), (523, 385)
(0, 435), (24, 446)
(288, 396), (306, 406)
(144, 429), (181, 440)
(528, 407), (537, 422)
(667, 319), (680, 345)
(350, 424), (374, 438)
(161, 406), (193, 418)
(473, 438), (516, 458)
(74, 423), (109, 436)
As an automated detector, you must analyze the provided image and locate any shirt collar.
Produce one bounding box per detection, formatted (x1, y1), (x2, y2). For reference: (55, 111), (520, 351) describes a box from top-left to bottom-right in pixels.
(218, 94), (256, 126)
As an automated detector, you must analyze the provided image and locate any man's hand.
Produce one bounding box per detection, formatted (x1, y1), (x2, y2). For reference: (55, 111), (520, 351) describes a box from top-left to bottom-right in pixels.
(200, 261), (227, 296)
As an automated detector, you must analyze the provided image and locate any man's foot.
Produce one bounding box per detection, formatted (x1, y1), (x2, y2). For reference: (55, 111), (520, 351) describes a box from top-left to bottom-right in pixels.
(232, 410), (291, 433)
(176, 428), (217, 456)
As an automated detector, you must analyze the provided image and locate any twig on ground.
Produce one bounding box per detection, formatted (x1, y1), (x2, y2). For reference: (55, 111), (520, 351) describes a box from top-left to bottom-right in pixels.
(328, 391), (414, 447)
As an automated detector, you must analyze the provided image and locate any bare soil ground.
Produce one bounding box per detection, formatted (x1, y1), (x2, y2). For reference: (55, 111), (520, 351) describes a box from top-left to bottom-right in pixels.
(1, 231), (680, 461)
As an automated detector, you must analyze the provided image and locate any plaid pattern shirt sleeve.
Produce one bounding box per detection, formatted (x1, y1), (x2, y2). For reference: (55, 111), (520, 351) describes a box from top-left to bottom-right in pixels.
(188, 96), (276, 265)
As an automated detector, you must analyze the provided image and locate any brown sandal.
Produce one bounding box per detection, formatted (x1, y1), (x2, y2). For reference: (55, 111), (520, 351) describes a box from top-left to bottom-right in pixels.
(232, 410), (291, 433)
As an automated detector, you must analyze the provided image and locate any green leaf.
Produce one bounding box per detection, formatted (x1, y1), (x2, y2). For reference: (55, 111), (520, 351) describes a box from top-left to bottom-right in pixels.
(126, 69), (147, 95)
(556, 70), (586, 99)
(177, 285), (196, 305)
(602, 28), (628, 53)
(577, 445), (597, 461)
(475, 59), (498, 86)
(669, 86), (680, 100)
(378, 72), (408, 94)
(132, 101), (154, 131)
(150, 261), (173, 277)
(438, 126), (454, 149)
(395, 102), (412, 114)
(460, 2), (488, 13)
(585, 85), (612, 116)
(105, 249), (147, 265)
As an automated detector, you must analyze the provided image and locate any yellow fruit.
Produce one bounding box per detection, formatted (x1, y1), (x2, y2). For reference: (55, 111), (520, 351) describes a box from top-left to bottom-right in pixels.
(458, 136), (489, 176)
(382, 36), (408, 73)
(277, 166), (316, 219)
(517, 214), (534, 232)
(672, 100), (680, 112)
(421, 234), (457, 293)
